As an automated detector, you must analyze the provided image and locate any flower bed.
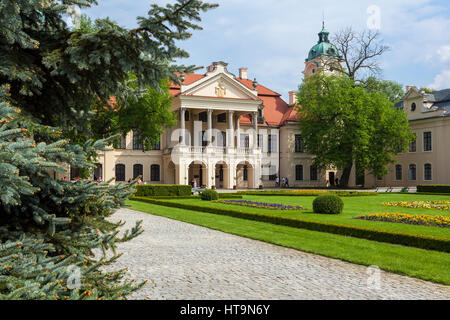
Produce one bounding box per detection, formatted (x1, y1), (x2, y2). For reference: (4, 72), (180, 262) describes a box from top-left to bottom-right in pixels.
(383, 201), (450, 211)
(356, 213), (450, 228)
(213, 200), (305, 210)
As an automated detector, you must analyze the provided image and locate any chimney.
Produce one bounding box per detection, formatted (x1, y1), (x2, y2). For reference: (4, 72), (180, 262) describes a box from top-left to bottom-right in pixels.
(289, 91), (298, 105)
(239, 68), (248, 80)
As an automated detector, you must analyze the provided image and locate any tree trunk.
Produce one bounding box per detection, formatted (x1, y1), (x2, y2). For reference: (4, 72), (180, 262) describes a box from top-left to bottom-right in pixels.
(339, 162), (353, 188)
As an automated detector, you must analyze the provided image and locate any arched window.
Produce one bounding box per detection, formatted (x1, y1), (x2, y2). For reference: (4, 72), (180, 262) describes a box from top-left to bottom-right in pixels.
(424, 164), (432, 181)
(411, 103), (416, 111)
(115, 164), (125, 182)
(133, 164), (143, 180)
(151, 165), (160, 182)
(408, 164), (416, 181)
(243, 165), (248, 181)
(395, 164), (402, 181)
(295, 165), (304, 181)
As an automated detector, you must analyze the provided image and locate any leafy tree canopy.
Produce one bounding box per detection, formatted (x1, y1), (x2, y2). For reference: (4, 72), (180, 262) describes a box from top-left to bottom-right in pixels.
(362, 77), (404, 105)
(0, 0), (217, 134)
(296, 73), (414, 187)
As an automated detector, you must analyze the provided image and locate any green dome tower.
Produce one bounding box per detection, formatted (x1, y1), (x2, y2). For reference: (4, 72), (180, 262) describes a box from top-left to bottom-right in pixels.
(303, 22), (342, 77)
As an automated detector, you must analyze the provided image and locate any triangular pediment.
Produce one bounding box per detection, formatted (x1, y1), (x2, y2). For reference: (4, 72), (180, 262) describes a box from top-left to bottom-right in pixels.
(181, 65), (260, 101)
(404, 87), (423, 100)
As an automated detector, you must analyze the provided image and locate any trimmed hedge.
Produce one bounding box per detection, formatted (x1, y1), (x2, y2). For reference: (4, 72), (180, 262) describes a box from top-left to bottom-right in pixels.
(313, 195), (344, 214)
(417, 185), (450, 194)
(201, 190), (219, 201)
(237, 191), (378, 197)
(134, 185), (192, 197)
(130, 196), (450, 253)
(138, 194), (243, 200)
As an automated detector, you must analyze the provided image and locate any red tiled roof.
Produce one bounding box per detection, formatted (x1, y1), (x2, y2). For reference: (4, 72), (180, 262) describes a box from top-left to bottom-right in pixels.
(280, 106), (300, 124)
(169, 73), (291, 127)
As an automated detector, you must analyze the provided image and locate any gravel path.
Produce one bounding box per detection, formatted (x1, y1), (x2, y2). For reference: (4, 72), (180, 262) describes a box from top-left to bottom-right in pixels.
(110, 208), (450, 300)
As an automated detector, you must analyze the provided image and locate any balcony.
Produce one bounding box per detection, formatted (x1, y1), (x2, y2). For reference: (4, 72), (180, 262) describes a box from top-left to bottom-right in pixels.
(166, 145), (261, 157)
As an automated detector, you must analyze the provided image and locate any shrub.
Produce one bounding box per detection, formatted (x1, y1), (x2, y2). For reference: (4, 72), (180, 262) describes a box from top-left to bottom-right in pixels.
(135, 185), (192, 197)
(313, 195), (344, 214)
(201, 189), (219, 201)
(417, 185), (450, 194)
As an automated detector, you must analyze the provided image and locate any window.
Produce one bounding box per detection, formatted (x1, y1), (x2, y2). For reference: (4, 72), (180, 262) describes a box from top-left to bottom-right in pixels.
(133, 131), (143, 150)
(243, 165), (248, 181)
(114, 135), (127, 149)
(70, 167), (80, 180)
(185, 111), (190, 122)
(295, 135), (304, 153)
(199, 131), (207, 147)
(240, 134), (250, 148)
(310, 166), (318, 181)
(94, 163), (102, 181)
(411, 103), (416, 111)
(115, 164), (125, 182)
(268, 134), (277, 153)
(408, 164), (417, 181)
(295, 165), (304, 181)
(198, 112), (207, 122)
(133, 164), (143, 180)
(215, 131), (227, 147)
(217, 113), (226, 123)
(409, 134), (417, 153)
(424, 164), (432, 181)
(257, 134), (263, 149)
(152, 139), (161, 150)
(423, 132), (432, 151)
(395, 164), (402, 181)
(151, 164), (160, 182)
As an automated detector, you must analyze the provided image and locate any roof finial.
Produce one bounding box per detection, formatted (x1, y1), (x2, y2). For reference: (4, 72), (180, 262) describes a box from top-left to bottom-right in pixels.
(322, 10), (325, 29)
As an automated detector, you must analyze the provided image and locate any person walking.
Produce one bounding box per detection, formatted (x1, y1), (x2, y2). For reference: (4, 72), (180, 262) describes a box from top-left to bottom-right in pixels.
(281, 177), (286, 188)
(275, 176), (280, 188)
(285, 177), (289, 188)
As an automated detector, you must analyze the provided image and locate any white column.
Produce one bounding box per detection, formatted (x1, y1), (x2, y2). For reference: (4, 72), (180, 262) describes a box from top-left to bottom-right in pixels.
(228, 110), (234, 148)
(207, 109), (213, 146)
(253, 111), (258, 149)
(180, 108), (186, 145)
(236, 114), (241, 148)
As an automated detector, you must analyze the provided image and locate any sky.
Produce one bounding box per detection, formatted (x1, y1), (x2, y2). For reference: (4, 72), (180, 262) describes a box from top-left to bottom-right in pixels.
(81, 0), (450, 101)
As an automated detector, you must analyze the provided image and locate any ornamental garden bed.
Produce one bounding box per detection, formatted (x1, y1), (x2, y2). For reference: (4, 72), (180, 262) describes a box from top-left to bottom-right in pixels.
(130, 195), (450, 252)
(213, 200), (305, 210)
(383, 201), (450, 211)
(356, 213), (450, 228)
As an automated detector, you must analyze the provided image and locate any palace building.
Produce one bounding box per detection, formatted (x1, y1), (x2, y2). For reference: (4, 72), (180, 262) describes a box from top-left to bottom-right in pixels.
(90, 24), (353, 189)
(87, 24), (448, 189)
(365, 86), (450, 187)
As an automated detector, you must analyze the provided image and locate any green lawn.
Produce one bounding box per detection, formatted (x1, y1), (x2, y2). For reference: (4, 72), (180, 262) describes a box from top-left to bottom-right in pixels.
(127, 200), (450, 285)
(162, 193), (450, 238)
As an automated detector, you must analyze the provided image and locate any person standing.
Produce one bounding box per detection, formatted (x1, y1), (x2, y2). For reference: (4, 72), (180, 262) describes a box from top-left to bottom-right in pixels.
(285, 177), (289, 188)
(281, 177), (286, 188)
(275, 176), (280, 187)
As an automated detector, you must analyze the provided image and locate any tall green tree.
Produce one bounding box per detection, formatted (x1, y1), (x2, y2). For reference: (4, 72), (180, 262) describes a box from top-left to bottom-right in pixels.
(296, 73), (414, 187)
(0, 0), (216, 299)
(0, 0), (217, 134)
(363, 77), (404, 105)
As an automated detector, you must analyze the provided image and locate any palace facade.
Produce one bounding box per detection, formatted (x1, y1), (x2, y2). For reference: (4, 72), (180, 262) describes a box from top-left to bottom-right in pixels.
(365, 87), (450, 187)
(90, 25), (356, 189)
(83, 24), (449, 189)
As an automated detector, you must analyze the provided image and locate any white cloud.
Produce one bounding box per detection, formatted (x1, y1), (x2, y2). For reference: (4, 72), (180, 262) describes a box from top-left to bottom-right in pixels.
(437, 46), (450, 62)
(428, 70), (450, 89)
